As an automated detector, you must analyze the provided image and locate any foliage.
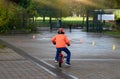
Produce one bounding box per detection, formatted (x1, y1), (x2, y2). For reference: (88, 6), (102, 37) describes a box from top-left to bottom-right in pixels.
(0, 1), (14, 33)
(114, 10), (120, 20)
(9, 0), (30, 8)
(33, 0), (69, 18)
(0, 0), (120, 34)
(26, 23), (37, 33)
(0, 44), (6, 49)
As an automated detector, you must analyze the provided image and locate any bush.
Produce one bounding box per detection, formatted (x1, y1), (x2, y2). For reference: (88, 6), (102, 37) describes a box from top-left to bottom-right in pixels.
(0, 44), (6, 49)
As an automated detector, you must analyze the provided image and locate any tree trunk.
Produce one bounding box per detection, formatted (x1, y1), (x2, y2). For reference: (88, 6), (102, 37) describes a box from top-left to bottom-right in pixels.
(43, 15), (45, 22)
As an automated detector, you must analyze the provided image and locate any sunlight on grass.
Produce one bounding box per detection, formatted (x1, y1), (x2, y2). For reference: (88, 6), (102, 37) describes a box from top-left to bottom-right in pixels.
(36, 17), (49, 20)
(63, 17), (84, 21)
(36, 16), (84, 21)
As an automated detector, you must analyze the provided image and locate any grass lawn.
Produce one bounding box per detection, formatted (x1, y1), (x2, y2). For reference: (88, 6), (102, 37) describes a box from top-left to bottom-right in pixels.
(35, 16), (85, 27)
(36, 16), (85, 21)
(104, 31), (120, 36)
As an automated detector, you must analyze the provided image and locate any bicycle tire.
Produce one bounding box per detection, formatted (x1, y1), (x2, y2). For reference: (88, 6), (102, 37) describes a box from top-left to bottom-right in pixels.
(59, 62), (62, 67)
(58, 52), (63, 67)
(59, 55), (63, 67)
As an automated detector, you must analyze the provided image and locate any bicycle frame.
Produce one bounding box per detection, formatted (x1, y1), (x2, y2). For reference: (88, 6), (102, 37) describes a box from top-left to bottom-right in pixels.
(58, 51), (64, 67)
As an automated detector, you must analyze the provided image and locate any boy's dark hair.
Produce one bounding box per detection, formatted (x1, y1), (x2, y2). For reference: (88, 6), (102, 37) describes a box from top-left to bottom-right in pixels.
(57, 28), (65, 34)
(58, 31), (64, 34)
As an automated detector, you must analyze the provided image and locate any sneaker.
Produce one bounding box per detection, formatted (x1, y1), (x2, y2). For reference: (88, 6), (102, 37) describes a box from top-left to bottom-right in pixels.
(55, 60), (58, 63)
(65, 63), (71, 66)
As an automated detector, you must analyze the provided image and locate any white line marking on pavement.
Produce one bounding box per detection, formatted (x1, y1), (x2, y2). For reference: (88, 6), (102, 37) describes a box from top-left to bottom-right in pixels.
(71, 58), (120, 61)
(40, 59), (56, 69)
(62, 71), (79, 79)
(36, 37), (51, 40)
(36, 58), (79, 79)
(42, 58), (120, 61)
(35, 63), (57, 77)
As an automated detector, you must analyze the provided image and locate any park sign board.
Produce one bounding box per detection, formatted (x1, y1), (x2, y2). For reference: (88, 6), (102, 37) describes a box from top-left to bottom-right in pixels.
(98, 14), (114, 21)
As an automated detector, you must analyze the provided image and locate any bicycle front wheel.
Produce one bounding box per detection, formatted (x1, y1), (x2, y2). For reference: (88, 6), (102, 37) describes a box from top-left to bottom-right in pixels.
(59, 62), (62, 67)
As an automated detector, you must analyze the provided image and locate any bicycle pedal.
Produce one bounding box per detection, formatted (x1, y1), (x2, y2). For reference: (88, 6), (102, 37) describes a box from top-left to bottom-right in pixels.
(64, 56), (67, 58)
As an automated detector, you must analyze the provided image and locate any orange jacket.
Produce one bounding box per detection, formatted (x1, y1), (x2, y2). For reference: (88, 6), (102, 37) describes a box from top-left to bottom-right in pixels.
(51, 34), (70, 48)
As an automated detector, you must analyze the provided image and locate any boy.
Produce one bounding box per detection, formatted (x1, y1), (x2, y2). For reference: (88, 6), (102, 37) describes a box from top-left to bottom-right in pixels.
(51, 28), (71, 65)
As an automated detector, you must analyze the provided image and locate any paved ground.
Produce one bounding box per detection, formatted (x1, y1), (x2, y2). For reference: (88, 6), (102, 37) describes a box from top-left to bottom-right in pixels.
(0, 48), (57, 79)
(0, 28), (120, 79)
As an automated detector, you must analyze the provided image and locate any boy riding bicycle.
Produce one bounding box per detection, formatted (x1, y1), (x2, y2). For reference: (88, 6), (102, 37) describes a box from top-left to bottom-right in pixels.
(51, 28), (71, 65)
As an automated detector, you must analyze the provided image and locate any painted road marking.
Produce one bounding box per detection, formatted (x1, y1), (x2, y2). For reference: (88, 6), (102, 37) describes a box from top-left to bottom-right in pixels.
(62, 71), (79, 79)
(42, 58), (120, 61)
(35, 63), (57, 77)
(40, 59), (56, 69)
(36, 57), (79, 79)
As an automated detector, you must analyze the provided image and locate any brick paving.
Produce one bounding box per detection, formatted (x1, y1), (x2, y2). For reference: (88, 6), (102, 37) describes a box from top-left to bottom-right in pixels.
(0, 48), (56, 79)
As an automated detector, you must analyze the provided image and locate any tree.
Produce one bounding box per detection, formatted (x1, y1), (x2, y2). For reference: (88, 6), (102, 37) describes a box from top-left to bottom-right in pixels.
(0, 0), (14, 33)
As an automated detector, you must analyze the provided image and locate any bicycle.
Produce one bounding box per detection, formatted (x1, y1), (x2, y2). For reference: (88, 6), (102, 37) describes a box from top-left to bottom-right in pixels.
(58, 51), (66, 67)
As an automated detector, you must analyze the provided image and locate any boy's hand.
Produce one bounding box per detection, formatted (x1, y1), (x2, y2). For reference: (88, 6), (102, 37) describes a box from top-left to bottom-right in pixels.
(53, 42), (56, 45)
(67, 44), (70, 46)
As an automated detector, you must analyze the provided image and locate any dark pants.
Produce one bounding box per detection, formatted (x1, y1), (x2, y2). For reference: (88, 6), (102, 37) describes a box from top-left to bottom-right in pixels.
(55, 47), (71, 64)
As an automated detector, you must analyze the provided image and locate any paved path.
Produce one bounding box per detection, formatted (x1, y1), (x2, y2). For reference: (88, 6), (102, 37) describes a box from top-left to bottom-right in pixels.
(0, 29), (120, 79)
(0, 47), (57, 79)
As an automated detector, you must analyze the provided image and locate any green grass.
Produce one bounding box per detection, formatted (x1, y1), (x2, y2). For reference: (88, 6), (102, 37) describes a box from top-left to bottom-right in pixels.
(36, 16), (85, 21)
(35, 16), (85, 27)
(0, 44), (6, 49)
(62, 17), (84, 21)
(103, 31), (120, 36)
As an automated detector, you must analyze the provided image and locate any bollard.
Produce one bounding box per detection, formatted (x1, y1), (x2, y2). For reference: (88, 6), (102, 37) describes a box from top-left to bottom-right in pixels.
(112, 44), (116, 50)
(32, 35), (36, 39)
(92, 41), (95, 46)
